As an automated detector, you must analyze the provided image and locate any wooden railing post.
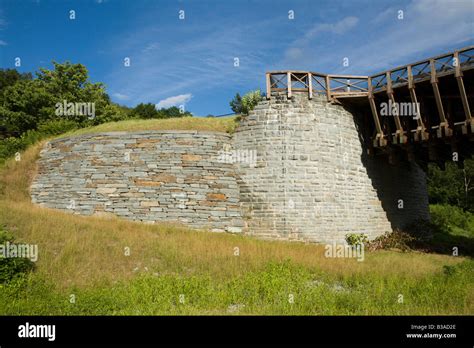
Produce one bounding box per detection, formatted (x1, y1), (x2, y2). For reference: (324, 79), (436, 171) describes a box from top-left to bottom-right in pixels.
(308, 72), (313, 99)
(266, 73), (271, 100)
(287, 72), (292, 99)
(325, 75), (331, 102)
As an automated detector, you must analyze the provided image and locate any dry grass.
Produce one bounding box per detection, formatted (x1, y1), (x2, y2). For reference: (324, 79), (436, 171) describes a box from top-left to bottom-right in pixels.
(61, 116), (238, 138)
(0, 144), (464, 290)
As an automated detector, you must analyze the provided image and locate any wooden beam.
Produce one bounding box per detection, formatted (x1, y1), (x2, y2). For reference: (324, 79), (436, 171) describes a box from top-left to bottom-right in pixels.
(407, 65), (429, 142)
(325, 75), (331, 102)
(287, 72), (292, 99)
(386, 72), (406, 144)
(454, 52), (473, 134)
(430, 59), (452, 138)
(368, 77), (386, 147)
(308, 72), (313, 99)
(266, 73), (271, 100)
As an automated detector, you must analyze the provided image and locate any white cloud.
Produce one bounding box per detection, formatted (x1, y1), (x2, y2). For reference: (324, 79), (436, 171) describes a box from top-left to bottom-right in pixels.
(305, 16), (359, 39)
(345, 0), (474, 72)
(156, 94), (192, 109)
(284, 16), (359, 65)
(102, 14), (284, 106)
(0, 40), (7, 46)
(112, 93), (130, 101)
(281, 0), (473, 74)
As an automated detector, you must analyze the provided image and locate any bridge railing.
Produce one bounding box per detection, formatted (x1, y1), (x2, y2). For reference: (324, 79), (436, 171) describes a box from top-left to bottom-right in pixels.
(266, 71), (369, 101)
(369, 46), (474, 93)
(266, 46), (474, 100)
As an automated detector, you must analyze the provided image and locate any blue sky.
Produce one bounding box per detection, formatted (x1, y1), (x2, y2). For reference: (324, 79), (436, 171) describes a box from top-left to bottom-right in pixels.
(0, 0), (473, 116)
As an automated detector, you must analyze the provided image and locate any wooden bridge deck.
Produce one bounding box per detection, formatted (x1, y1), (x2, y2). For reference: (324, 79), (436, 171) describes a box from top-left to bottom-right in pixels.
(266, 46), (474, 167)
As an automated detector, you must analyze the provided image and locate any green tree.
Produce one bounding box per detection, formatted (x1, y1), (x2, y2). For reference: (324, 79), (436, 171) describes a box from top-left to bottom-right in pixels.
(0, 69), (32, 93)
(0, 61), (111, 136)
(230, 93), (243, 114)
(229, 89), (263, 115)
(428, 159), (474, 212)
(156, 106), (191, 118)
(130, 103), (158, 119)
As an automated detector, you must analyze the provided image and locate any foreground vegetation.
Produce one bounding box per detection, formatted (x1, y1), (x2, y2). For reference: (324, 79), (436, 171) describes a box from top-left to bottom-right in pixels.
(0, 143), (472, 315)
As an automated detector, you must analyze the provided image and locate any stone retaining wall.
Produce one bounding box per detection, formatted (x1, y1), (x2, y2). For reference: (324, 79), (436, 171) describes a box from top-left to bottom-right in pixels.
(30, 93), (430, 243)
(30, 131), (244, 233)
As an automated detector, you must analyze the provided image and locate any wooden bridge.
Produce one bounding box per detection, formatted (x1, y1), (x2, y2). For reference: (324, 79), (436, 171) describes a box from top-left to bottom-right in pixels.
(266, 46), (474, 167)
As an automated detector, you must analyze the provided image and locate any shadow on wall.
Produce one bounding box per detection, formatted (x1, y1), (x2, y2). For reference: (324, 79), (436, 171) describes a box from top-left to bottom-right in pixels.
(349, 104), (431, 233)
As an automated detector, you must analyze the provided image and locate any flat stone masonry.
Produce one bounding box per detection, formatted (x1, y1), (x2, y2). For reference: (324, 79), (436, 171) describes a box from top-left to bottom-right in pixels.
(233, 92), (429, 243)
(31, 131), (244, 233)
(31, 92), (430, 243)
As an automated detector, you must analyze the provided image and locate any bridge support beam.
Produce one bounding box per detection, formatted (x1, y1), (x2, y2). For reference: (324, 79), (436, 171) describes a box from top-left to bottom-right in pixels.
(430, 59), (453, 138)
(407, 65), (429, 142)
(367, 77), (386, 147)
(386, 72), (407, 144)
(454, 51), (473, 134)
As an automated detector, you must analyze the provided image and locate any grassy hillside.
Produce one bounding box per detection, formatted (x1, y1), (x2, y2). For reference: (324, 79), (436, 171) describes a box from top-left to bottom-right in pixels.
(0, 127), (472, 315)
(62, 116), (238, 138)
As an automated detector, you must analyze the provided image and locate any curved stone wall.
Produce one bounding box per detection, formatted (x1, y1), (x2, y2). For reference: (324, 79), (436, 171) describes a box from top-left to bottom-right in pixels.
(233, 93), (429, 243)
(30, 131), (244, 233)
(30, 94), (430, 243)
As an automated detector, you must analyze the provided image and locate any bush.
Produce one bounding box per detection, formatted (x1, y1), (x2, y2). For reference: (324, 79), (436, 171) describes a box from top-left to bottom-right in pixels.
(345, 233), (368, 246)
(430, 204), (471, 233)
(0, 120), (80, 164)
(0, 228), (34, 284)
(37, 119), (78, 136)
(230, 89), (263, 115)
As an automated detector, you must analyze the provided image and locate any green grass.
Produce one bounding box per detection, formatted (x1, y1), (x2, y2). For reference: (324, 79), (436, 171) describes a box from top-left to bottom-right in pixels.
(1, 259), (472, 315)
(0, 127), (473, 315)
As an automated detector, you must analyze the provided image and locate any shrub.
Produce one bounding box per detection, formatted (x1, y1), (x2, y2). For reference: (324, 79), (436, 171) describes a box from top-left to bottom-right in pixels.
(0, 228), (34, 284)
(37, 119), (78, 136)
(430, 204), (471, 233)
(230, 90), (263, 115)
(345, 233), (368, 247)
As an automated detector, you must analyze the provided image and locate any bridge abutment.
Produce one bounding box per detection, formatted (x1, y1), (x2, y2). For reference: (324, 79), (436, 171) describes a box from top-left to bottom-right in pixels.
(233, 92), (430, 243)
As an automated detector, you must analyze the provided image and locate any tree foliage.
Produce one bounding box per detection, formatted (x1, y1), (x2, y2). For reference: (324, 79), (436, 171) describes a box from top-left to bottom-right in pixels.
(428, 159), (474, 212)
(229, 89), (263, 115)
(130, 104), (191, 119)
(0, 62), (113, 137)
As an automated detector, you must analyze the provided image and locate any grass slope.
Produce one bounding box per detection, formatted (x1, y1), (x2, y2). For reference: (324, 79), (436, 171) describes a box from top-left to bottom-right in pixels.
(0, 123), (472, 315)
(62, 116), (238, 138)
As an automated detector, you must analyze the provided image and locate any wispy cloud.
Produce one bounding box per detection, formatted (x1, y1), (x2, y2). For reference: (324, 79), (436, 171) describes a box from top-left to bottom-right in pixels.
(283, 16), (359, 65)
(105, 16), (282, 105)
(112, 92), (130, 101)
(281, 0), (473, 74)
(0, 40), (7, 46)
(156, 93), (192, 109)
(305, 16), (359, 39)
(142, 42), (159, 53)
